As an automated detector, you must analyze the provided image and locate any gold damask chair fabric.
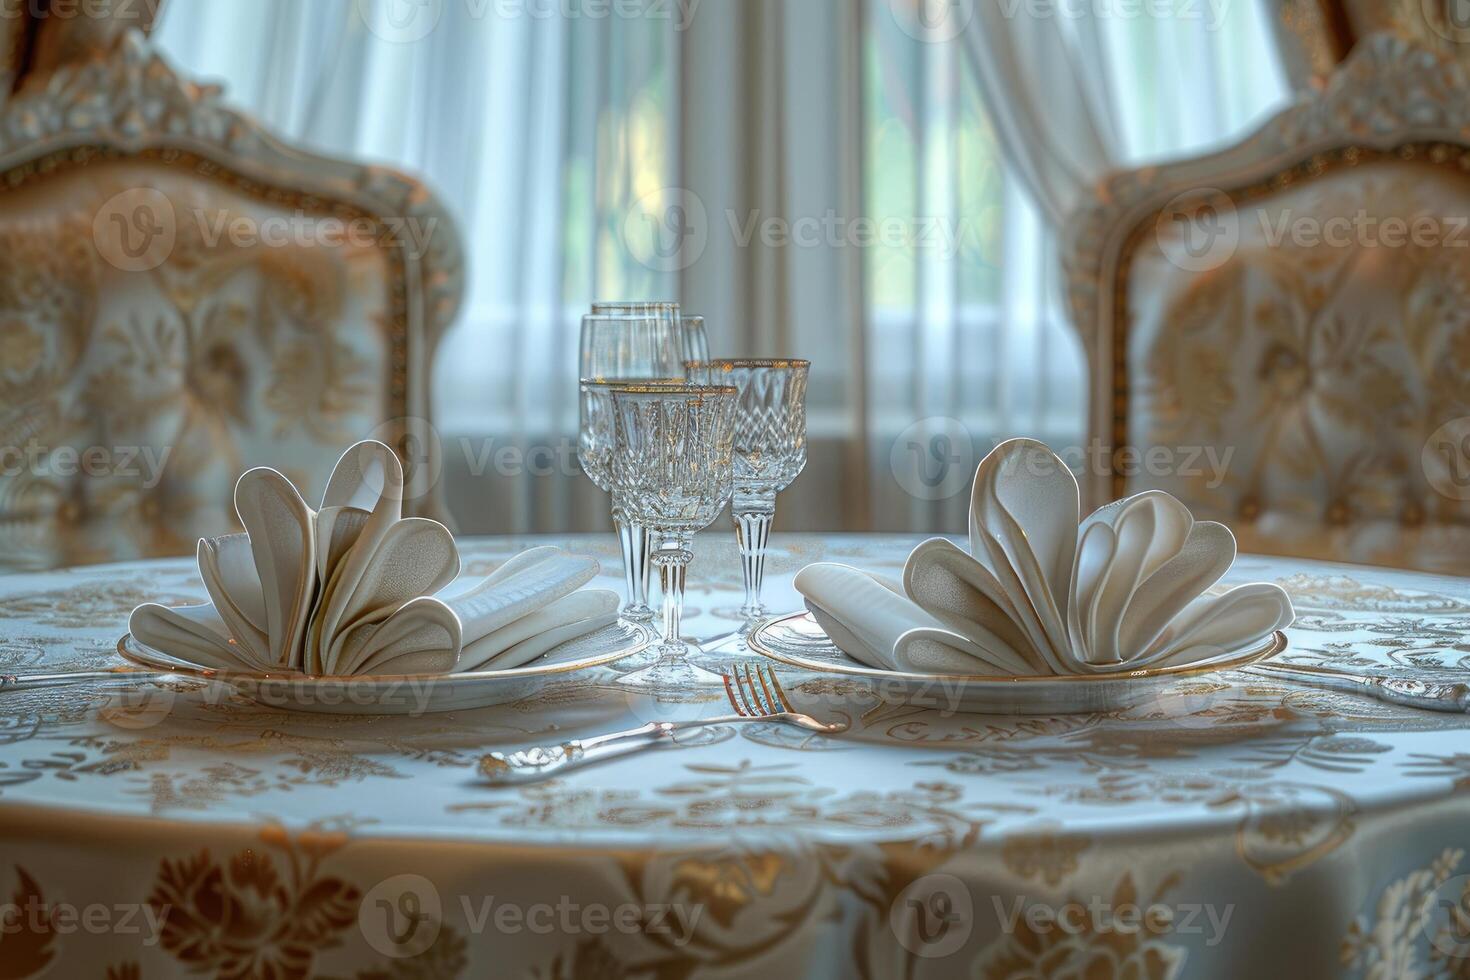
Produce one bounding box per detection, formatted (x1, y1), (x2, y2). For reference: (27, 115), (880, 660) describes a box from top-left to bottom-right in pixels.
(1066, 34), (1470, 576)
(0, 32), (463, 572)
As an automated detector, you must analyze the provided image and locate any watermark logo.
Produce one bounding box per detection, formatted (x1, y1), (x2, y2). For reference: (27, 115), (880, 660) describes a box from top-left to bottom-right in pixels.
(359, 874), (443, 959)
(1155, 187), (1238, 273)
(890, 874), (973, 958)
(363, 417), (445, 504)
(1424, 417), (1470, 501)
(1429, 873), (1470, 961)
(624, 186), (709, 273)
(359, 0), (443, 43)
(889, 0), (976, 43)
(1423, 0), (1470, 44)
(98, 684), (180, 731)
(93, 188), (176, 273)
(891, 417), (976, 501)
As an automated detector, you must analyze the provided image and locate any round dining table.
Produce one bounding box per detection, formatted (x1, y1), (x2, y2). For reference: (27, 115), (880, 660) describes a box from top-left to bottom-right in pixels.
(1, 533), (1468, 979)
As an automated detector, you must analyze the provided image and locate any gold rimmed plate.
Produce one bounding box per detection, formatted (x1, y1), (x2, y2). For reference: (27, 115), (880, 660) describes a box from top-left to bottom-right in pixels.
(117, 621), (656, 715)
(746, 612), (1288, 715)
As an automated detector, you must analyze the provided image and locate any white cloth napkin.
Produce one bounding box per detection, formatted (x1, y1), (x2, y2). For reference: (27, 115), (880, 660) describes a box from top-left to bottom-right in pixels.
(130, 441), (619, 676)
(795, 439), (1294, 676)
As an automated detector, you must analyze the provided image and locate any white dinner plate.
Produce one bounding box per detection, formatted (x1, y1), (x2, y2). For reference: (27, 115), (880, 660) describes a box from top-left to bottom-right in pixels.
(116, 621), (655, 715)
(746, 611), (1288, 715)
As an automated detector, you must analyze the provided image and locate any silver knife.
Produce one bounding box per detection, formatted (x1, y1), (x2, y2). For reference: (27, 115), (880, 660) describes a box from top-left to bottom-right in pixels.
(1246, 662), (1470, 713)
(0, 668), (175, 693)
(480, 711), (845, 785)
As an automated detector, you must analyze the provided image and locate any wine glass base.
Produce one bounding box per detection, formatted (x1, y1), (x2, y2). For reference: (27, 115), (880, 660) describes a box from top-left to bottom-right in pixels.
(620, 604), (656, 623)
(616, 654), (725, 696)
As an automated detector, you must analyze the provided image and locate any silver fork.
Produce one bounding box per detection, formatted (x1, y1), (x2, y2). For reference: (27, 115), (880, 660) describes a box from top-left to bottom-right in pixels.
(477, 663), (846, 786)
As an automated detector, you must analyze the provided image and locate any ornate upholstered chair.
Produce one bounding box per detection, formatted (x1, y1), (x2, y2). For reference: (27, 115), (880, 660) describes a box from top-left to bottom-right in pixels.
(0, 30), (463, 572)
(1065, 34), (1470, 576)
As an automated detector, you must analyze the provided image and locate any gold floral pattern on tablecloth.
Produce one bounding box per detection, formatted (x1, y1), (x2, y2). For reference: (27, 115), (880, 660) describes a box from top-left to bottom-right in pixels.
(0, 866), (56, 980)
(147, 825), (362, 979)
(1341, 848), (1470, 980)
(1000, 827), (1091, 887)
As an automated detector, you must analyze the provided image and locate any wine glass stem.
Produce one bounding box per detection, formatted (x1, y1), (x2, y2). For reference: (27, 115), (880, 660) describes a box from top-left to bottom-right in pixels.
(733, 504), (775, 620)
(615, 518), (655, 622)
(654, 536), (692, 655)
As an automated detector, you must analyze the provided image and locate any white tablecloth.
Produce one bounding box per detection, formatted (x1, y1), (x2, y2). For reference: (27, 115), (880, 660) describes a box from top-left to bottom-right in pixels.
(1, 534), (1469, 978)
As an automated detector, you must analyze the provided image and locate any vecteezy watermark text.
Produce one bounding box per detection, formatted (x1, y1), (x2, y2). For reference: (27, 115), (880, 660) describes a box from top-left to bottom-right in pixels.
(889, 421), (1237, 502)
(725, 210), (980, 258)
(356, 0), (702, 44)
(991, 893), (1234, 947)
(996, 0), (1231, 31)
(1258, 209), (1470, 251)
(458, 436), (580, 479)
(891, 875), (1235, 959)
(0, 0), (163, 20)
(93, 189), (441, 273)
(460, 895), (702, 940)
(358, 875), (706, 959)
(0, 897), (169, 945)
(1157, 188), (1470, 273)
(0, 442), (172, 489)
(623, 186), (994, 273)
(191, 209), (439, 256)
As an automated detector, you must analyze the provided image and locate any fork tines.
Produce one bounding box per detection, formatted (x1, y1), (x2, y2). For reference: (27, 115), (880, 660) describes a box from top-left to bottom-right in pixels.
(723, 663), (793, 717)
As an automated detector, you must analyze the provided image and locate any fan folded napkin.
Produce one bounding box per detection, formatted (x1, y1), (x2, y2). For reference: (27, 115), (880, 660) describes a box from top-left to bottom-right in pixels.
(795, 439), (1294, 676)
(130, 441), (619, 676)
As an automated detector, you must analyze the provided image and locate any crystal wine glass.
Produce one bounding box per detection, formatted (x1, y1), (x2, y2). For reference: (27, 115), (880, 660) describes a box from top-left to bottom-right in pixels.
(608, 384), (737, 691)
(686, 359), (809, 624)
(592, 302), (709, 363)
(579, 312), (685, 623)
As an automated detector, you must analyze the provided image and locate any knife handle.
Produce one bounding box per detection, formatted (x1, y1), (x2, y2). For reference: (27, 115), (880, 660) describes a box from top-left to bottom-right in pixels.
(1247, 663), (1470, 713)
(0, 669), (173, 693)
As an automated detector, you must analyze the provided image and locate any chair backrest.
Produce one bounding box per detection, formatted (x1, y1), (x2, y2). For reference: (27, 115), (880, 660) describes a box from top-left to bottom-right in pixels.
(0, 32), (463, 572)
(1065, 34), (1470, 575)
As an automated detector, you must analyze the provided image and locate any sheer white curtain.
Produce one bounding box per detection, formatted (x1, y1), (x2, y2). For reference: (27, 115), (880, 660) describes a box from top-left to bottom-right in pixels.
(153, 0), (1291, 534)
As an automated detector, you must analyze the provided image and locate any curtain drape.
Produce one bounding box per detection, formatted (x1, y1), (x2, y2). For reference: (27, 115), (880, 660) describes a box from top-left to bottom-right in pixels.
(961, 3), (1124, 228)
(152, 0), (1293, 535)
